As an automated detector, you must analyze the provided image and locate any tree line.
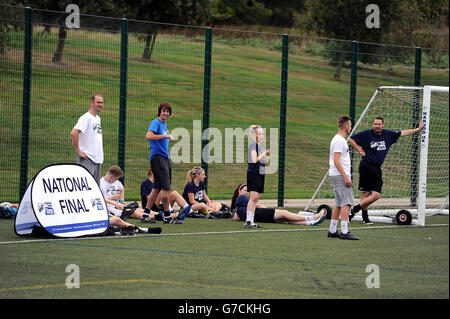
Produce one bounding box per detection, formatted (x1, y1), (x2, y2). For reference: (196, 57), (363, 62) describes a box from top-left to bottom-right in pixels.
(1, 0), (448, 73)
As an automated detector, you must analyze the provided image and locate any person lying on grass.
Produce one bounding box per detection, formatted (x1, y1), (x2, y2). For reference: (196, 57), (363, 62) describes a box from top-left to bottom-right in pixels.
(231, 183), (326, 226)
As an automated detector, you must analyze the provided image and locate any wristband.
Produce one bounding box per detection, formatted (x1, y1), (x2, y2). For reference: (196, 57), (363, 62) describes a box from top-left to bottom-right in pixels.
(119, 200), (124, 203)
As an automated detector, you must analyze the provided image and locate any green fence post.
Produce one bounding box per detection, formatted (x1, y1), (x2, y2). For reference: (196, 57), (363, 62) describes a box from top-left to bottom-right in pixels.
(410, 47), (422, 206)
(202, 27), (212, 191)
(349, 41), (358, 180)
(349, 41), (358, 128)
(19, 7), (33, 201)
(118, 18), (128, 185)
(278, 34), (289, 207)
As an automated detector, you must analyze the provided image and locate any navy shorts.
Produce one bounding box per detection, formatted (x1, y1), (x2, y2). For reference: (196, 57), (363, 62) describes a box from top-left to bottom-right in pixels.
(150, 154), (172, 190)
(358, 160), (383, 193)
(247, 171), (265, 193)
(254, 208), (275, 223)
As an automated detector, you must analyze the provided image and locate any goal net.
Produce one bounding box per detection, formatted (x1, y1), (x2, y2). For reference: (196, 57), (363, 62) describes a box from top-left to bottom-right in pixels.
(305, 86), (449, 226)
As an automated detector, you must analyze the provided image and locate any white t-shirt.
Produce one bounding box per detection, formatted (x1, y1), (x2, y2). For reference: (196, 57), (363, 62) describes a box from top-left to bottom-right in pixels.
(329, 134), (351, 176)
(73, 112), (103, 164)
(100, 177), (123, 215)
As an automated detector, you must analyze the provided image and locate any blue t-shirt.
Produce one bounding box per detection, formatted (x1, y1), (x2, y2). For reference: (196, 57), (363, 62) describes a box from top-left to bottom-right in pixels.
(235, 195), (249, 221)
(350, 129), (401, 166)
(182, 181), (206, 204)
(140, 179), (154, 208)
(148, 118), (169, 161)
(248, 141), (266, 175)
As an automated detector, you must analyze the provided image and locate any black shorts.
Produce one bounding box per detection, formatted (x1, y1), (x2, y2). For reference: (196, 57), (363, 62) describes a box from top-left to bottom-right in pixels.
(254, 207), (275, 223)
(150, 154), (172, 190)
(358, 160), (383, 193)
(247, 171), (265, 193)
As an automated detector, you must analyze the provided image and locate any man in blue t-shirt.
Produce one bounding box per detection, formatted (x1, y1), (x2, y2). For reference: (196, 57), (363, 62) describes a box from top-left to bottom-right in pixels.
(348, 117), (423, 224)
(141, 102), (178, 224)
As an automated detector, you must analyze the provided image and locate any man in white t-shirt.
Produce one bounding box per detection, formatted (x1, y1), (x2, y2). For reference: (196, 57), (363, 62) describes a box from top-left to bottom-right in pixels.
(71, 94), (104, 184)
(327, 115), (359, 240)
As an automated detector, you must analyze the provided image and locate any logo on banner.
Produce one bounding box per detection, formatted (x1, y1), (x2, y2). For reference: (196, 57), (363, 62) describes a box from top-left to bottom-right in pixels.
(91, 198), (105, 211)
(38, 202), (55, 215)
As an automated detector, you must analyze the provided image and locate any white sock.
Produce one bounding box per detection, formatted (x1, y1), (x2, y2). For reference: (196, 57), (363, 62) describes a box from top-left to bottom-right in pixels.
(183, 204), (189, 209)
(341, 221), (348, 234)
(246, 211), (254, 223)
(329, 219), (338, 233)
(305, 216), (314, 221)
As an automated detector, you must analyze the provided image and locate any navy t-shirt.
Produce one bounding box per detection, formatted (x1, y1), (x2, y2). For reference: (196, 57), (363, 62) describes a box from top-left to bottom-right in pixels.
(350, 129), (401, 166)
(182, 181), (206, 204)
(235, 195), (249, 221)
(140, 179), (154, 208)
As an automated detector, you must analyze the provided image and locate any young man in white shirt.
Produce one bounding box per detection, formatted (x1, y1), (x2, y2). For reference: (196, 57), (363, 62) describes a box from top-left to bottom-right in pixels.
(328, 115), (359, 240)
(71, 94), (104, 184)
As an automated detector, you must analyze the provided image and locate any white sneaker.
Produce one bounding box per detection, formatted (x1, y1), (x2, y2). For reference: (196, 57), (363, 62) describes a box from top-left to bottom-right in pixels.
(311, 208), (327, 226)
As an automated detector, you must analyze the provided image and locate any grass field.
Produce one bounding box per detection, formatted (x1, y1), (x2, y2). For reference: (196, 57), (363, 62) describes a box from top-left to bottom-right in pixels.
(0, 213), (448, 300)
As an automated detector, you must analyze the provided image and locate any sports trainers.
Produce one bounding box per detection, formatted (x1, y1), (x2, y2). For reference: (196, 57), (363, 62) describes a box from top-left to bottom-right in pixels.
(243, 221), (262, 228)
(338, 232), (359, 240)
(311, 209), (327, 226)
(168, 217), (183, 224)
(327, 231), (340, 238)
(140, 216), (156, 223)
(177, 205), (191, 221)
(119, 225), (136, 236)
(362, 219), (373, 225)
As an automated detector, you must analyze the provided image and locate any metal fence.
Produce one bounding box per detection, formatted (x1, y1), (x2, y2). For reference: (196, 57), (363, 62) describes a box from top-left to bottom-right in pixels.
(1, 5), (448, 205)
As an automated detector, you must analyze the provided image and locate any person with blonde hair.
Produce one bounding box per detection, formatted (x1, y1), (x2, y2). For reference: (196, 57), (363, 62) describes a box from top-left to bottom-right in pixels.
(182, 166), (222, 214)
(244, 125), (270, 228)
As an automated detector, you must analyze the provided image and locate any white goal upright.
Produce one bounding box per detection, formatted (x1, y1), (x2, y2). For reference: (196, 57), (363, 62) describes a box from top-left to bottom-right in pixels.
(305, 85), (449, 226)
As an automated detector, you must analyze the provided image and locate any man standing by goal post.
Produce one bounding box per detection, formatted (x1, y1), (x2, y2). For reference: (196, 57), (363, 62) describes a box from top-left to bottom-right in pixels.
(348, 117), (423, 224)
(328, 115), (359, 240)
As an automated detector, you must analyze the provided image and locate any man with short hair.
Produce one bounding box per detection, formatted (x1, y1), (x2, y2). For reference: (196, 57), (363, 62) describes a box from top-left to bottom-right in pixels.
(71, 94), (104, 184)
(348, 117), (423, 224)
(328, 115), (359, 240)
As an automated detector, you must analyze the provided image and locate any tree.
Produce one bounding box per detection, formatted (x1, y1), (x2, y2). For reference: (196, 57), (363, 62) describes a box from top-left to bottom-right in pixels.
(120, 0), (207, 61)
(257, 0), (305, 27)
(308, 0), (401, 79)
(207, 0), (271, 26)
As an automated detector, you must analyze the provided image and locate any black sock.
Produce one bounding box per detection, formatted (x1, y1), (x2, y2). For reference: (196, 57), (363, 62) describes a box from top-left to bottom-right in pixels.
(143, 208), (150, 217)
(353, 204), (362, 214)
(164, 211), (171, 218)
(362, 210), (369, 220)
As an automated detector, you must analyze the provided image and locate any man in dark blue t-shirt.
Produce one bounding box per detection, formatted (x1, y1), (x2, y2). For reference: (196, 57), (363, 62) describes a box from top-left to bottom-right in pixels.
(348, 117), (423, 224)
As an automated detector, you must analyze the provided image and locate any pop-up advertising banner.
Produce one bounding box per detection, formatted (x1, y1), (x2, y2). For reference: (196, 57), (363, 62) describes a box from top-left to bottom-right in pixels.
(15, 164), (109, 238)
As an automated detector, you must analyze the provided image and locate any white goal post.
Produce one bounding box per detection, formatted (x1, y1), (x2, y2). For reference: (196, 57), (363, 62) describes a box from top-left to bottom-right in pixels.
(305, 85), (449, 226)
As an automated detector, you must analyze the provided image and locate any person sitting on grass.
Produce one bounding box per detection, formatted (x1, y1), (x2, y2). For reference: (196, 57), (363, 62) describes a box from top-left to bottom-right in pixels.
(141, 168), (191, 223)
(231, 184), (327, 226)
(182, 166), (222, 215)
(100, 165), (147, 221)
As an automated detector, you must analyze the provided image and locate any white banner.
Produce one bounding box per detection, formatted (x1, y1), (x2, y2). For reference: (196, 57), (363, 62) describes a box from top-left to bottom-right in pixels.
(15, 164), (109, 238)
